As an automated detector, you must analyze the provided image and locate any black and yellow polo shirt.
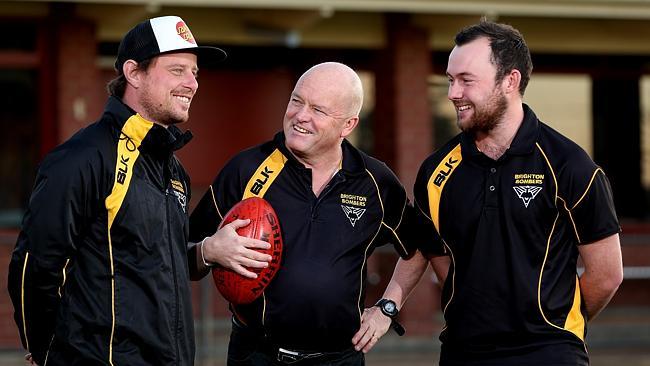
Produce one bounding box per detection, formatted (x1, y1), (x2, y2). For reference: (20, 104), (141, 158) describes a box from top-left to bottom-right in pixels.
(414, 104), (620, 362)
(190, 132), (415, 351)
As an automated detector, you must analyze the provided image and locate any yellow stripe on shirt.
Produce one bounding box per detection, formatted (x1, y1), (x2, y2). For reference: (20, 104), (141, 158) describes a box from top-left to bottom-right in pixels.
(427, 144), (462, 232)
(104, 114), (153, 366)
(243, 149), (287, 199)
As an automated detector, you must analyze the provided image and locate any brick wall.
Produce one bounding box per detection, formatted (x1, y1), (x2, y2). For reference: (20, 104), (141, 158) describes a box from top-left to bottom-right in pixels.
(54, 16), (103, 144)
(374, 14), (433, 196)
(0, 230), (23, 349)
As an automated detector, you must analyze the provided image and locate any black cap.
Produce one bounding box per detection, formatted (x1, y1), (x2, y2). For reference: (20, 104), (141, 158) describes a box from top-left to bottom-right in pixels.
(115, 15), (226, 72)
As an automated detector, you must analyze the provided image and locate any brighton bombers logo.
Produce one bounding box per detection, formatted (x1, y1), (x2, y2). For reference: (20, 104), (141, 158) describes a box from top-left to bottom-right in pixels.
(512, 186), (542, 208)
(169, 179), (187, 212)
(340, 193), (367, 227)
(341, 206), (366, 227)
(513, 173), (544, 208)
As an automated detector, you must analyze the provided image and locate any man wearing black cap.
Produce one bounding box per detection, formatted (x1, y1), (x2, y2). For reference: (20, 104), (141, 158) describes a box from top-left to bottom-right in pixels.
(7, 16), (267, 366)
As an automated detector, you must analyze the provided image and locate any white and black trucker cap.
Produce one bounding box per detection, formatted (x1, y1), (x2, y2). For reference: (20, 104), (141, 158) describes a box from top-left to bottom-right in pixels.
(115, 15), (226, 72)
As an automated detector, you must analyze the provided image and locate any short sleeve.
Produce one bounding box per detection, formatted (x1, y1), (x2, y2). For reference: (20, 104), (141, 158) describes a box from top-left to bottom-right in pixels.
(413, 161), (447, 257)
(370, 161), (417, 259)
(570, 169), (621, 244)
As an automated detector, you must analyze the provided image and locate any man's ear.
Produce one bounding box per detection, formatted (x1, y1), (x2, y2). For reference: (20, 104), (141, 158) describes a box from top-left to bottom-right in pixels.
(123, 60), (143, 89)
(503, 69), (521, 94)
(341, 116), (359, 138)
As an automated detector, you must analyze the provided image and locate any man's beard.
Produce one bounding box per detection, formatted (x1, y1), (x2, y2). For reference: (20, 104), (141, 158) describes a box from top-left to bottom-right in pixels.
(140, 90), (188, 126)
(457, 87), (507, 136)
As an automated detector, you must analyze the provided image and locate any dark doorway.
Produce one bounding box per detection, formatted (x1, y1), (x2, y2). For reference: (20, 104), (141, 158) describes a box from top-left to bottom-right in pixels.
(0, 70), (39, 227)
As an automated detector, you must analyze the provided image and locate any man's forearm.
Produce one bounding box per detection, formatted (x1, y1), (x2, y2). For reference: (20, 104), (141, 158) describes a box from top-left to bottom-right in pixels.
(382, 251), (429, 307)
(579, 271), (621, 320)
(187, 240), (211, 281)
(430, 255), (451, 288)
(578, 233), (623, 320)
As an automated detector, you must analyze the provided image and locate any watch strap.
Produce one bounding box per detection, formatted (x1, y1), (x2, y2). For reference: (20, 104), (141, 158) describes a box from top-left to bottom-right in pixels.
(391, 319), (405, 336)
(374, 298), (405, 336)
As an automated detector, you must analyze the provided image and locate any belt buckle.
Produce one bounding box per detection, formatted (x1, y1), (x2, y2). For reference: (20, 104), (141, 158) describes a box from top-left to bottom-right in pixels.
(277, 347), (325, 364)
(277, 348), (301, 364)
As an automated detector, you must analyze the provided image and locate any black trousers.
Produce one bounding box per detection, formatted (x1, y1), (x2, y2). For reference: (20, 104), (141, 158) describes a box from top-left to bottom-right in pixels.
(440, 342), (589, 366)
(227, 318), (364, 366)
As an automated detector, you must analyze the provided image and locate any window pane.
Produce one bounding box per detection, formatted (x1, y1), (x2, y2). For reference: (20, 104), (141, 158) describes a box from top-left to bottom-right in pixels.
(525, 74), (592, 156)
(0, 70), (39, 227)
(0, 23), (37, 52)
(429, 74), (459, 150)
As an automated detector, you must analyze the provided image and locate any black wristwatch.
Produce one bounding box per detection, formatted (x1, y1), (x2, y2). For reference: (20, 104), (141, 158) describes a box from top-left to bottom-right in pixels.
(375, 298), (405, 336)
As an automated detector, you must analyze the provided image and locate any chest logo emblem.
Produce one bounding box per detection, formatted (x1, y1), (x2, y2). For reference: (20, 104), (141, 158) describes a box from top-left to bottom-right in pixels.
(340, 193), (367, 227)
(513, 186), (542, 208)
(170, 179), (187, 212)
(341, 205), (366, 227)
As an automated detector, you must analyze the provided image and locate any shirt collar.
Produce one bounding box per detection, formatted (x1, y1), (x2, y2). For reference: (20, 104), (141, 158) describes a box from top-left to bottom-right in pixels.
(273, 132), (367, 175)
(507, 104), (539, 156)
(105, 96), (193, 153)
(459, 103), (539, 160)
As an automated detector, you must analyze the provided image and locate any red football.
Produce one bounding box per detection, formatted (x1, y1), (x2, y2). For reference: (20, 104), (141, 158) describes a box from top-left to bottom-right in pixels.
(212, 197), (283, 304)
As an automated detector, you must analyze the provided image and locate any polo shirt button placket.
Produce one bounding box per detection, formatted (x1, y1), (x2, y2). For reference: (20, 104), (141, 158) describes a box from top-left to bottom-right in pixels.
(485, 166), (499, 207)
(489, 167), (497, 191)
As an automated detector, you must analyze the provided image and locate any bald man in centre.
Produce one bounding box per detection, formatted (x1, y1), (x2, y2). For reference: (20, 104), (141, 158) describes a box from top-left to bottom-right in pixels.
(189, 62), (417, 366)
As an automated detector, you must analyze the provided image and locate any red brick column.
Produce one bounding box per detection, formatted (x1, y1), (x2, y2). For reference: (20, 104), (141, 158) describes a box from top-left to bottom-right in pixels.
(373, 14), (440, 337)
(374, 13), (433, 196)
(50, 4), (103, 143)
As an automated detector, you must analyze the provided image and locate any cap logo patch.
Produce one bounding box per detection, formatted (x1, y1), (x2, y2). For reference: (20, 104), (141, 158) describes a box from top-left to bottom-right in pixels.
(176, 21), (196, 44)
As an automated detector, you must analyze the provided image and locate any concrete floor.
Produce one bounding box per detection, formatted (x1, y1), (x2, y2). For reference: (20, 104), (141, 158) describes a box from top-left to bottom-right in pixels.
(365, 348), (650, 366)
(2, 306), (648, 365)
(2, 347), (648, 366)
(0, 350), (650, 366)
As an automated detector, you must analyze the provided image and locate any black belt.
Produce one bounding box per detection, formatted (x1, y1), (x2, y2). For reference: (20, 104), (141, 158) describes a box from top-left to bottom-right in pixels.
(269, 345), (356, 365)
(232, 316), (356, 364)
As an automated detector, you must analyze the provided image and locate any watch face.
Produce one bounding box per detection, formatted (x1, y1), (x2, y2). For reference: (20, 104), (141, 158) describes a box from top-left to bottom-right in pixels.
(384, 301), (396, 313)
(381, 300), (398, 317)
